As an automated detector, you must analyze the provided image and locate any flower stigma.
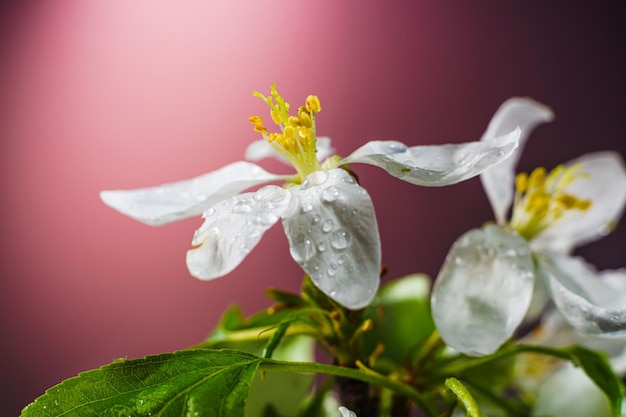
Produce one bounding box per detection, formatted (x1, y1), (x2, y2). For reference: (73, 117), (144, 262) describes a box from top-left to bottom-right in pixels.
(509, 164), (591, 240)
(250, 84), (323, 181)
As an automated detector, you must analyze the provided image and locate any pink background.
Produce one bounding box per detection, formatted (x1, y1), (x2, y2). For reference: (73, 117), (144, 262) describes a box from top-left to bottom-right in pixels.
(1, 1), (625, 413)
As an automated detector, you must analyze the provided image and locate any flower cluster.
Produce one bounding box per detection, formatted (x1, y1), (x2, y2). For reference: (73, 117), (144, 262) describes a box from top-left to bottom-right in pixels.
(29, 86), (625, 417)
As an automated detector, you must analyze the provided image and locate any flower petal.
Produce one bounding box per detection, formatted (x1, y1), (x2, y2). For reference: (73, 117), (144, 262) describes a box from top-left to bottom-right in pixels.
(532, 151), (626, 253)
(100, 161), (288, 226)
(186, 185), (294, 280)
(533, 363), (613, 417)
(341, 129), (520, 186)
(245, 136), (335, 163)
(479, 98), (554, 224)
(431, 224), (535, 356)
(338, 406), (357, 417)
(542, 254), (626, 336)
(282, 169), (381, 309)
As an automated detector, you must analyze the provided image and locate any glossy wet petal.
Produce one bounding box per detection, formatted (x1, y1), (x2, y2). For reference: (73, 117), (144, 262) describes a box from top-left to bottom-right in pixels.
(100, 161), (287, 226)
(245, 136), (335, 164)
(431, 224), (535, 356)
(542, 254), (626, 336)
(186, 185), (294, 280)
(532, 152), (626, 253)
(479, 98), (554, 224)
(282, 169), (381, 309)
(341, 129), (520, 186)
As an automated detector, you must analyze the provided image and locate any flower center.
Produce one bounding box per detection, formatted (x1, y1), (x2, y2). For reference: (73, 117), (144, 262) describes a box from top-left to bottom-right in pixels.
(509, 164), (591, 240)
(249, 84), (322, 181)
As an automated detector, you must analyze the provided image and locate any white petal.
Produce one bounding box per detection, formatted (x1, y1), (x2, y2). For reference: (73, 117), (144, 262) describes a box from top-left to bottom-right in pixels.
(244, 136), (335, 163)
(186, 185), (294, 280)
(532, 363), (612, 417)
(479, 98), (554, 224)
(532, 151), (626, 253)
(341, 129), (520, 186)
(338, 406), (357, 417)
(100, 161), (287, 226)
(282, 169), (381, 310)
(431, 224), (535, 356)
(542, 254), (626, 336)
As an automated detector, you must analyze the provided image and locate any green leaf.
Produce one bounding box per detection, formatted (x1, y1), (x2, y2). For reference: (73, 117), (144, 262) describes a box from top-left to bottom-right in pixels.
(564, 345), (624, 417)
(363, 274), (435, 365)
(21, 348), (261, 417)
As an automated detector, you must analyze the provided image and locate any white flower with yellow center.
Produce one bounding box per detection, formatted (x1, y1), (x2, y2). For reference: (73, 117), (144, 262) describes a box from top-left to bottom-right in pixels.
(101, 85), (520, 309)
(431, 98), (626, 355)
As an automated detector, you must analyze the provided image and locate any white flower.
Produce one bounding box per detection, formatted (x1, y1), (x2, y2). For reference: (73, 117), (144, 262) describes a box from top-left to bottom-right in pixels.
(520, 271), (626, 417)
(101, 85), (520, 310)
(431, 97), (626, 355)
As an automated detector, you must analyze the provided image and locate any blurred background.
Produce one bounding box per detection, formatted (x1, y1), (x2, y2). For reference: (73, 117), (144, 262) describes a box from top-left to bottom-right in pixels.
(1, 1), (625, 414)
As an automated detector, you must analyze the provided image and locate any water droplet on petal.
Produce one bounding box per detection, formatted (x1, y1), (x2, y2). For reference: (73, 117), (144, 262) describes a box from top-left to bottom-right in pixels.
(307, 170), (329, 186)
(232, 200), (252, 213)
(322, 186), (340, 203)
(338, 254), (348, 265)
(318, 242), (327, 252)
(290, 232), (316, 263)
(387, 142), (407, 153)
(302, 203), (313, 213)
(322, 219), (333, 233)
(254, 185), (287, 202)
(312, 215), (321, 224)
(330, 229), (351, 249)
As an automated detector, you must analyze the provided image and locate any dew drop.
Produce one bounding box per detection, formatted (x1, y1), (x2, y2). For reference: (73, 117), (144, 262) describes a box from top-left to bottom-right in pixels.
(318, 242), (327, 252)
(337, 254), (348, 265)
(330, 229), (352, 249)
(322, 219), (334, 233)
(301, 203), (313, 213)
(387, 142), (407, 153)
(328, 268), (336, 277)
(254, 185), (287, 202)
(322, 186), (340, 203)
(312, 215), (321, 224)
(307, 170), (329, 186)
(290, 232), (316, 263)
(232, 200), (252, 213)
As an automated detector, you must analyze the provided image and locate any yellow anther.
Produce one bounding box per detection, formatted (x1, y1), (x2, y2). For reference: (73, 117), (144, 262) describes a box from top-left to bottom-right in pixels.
(287, 116), (300, 126)
(515, 172), (529, 194)
(249, 85), (323, 180)
(305, 95), (322, 113)
(510, 164), (592, 240)
(298, 106), (313, 128)
(528, 167), (547, 188)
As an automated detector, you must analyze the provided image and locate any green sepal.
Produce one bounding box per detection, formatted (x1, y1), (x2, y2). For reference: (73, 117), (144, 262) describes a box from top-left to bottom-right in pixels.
(20, 348), (261, 417)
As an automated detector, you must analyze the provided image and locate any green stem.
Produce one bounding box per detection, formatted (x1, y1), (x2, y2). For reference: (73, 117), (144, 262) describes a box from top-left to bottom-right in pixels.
(192, 323), (322, 348)
(259, 358), (436, 417)
(435, 344), (572, 376)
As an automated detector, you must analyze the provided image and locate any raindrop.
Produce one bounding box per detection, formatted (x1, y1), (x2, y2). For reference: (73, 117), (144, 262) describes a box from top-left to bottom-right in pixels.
(322, 219), (334, 233)
(322, 186), (340, 203)
(328, 268), (336, 277)
(330, 229), (352, 249)
(337, 254), (348, 265)
(290, 232), (316, 263)
(387, 142), (407, 153)
(205, 207), (215, 216)
(254, 185), (287, 202)
(318, 242), (327, 252)
(307, 170), (329, 186)
(312, 215), (321, 224)
(301, 203), (313, 213)
(232, 200), (252, 213)
(256, 212), (278, 226)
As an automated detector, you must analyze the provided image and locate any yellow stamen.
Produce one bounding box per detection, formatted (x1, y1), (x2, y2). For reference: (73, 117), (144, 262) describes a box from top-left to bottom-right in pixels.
(250, 85), (323, 180)
(510, 164), (592, 240)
